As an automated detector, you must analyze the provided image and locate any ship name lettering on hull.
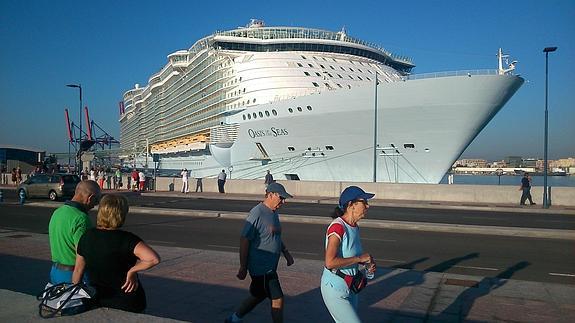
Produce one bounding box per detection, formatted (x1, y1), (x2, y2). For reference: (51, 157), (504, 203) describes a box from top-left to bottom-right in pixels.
(248, 127), (289, 138)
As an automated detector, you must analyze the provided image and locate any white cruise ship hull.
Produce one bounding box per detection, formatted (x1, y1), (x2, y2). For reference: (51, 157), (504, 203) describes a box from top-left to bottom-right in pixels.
(213, 74), (523, 183)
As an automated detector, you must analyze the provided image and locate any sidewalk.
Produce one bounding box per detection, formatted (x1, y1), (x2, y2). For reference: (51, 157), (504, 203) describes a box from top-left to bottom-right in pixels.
(1, 230), (574, 322)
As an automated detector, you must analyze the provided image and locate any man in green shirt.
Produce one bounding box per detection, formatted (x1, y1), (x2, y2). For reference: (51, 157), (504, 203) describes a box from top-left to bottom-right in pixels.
(49, 180), (101, 284)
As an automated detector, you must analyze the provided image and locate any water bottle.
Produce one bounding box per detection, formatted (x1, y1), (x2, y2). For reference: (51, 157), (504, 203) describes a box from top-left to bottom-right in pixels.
(360, 262), (375, 280)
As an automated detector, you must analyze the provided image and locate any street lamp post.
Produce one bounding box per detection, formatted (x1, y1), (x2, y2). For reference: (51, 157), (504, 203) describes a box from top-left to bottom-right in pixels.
(543, 47), (557, 209)
(66, 84), (82, 171)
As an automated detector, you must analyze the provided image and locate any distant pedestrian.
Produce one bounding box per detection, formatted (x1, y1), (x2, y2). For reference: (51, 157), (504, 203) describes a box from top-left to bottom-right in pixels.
(321, 186), (377, 323)
(131, 169), (139, 191)
(519, 172), (536, 205)
(72, 194), (160, 313)
(265, 170), (274, 186)
(195, 177), (203, 193)
(226, 182), (294, 323)
(98, 169), (105, 189)
(218, 169), (227, 193)
(90, 168), (96, 181)
(448, 174), (454, 185)
(16, 167), (22, 184)
(138, 170), (145, 191)
(115, 167), (122, 189)
(11, 168), (17, 186)
(181, 168), (189, 193)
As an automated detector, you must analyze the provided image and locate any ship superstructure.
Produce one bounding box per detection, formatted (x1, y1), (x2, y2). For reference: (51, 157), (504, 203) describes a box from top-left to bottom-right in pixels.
(120, 19), (523, 183)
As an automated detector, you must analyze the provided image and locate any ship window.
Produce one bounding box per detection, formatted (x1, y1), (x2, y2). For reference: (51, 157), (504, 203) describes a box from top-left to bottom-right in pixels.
(327, 73), (333, 77)
(288, 108), (293, 113)
(320, 64), (325, 69)
(404, 143), (415, 149)
(313, 56), (318, 60)
(247, 114), (251, 120)
(350, 60), (354, 64)
(348, 85), (352, 89)
(349, 68), (354, 72)
(285, 174), (300, 180)
(326, 145), (334, 150)
(301, 55), (307, 59)
(368, 70), (373, 74)
(253, 112), (257, 119)
(359, 62), (364, 66)
(315, 72), (321, 76)
(307, 105), (312, 111)
(358, 76), (363, 80)
(330, 65), (335, 70)
(288, 146), (295, 151)
(304, 71), (310, 76)
(358, 68), (363, 73)
(243, 88), (246, 93)
(308, 63), (314, 67)
(337, 83), (342, 88)
(297, 63), (303, 67)
(265, 111), (270, 117)
(324, 83), (330, 88)
(243, 115), (246, 120)
(322, 57), (327, 61)
(272, 109), (277, 116)
(312, 82), (319, 87)
(259, 112), (263, 118)
(337, 74), (343, 78)
(366, 77), (371, 81)
(297, 106), (302, 112)
(349, 75), (354, 79)
(424, 148), (430, 152)
(340, 66), (345, 71)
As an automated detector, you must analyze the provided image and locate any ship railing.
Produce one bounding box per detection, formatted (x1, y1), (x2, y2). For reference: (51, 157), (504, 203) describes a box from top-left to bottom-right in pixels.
(406, 69), (499, 80)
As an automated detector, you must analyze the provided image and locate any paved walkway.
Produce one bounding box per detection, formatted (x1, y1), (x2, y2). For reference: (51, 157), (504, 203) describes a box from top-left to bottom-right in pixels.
(1, 229), (574, 322)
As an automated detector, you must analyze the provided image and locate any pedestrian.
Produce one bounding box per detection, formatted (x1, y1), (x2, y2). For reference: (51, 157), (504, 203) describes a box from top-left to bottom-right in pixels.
(98, 169), (105, 189)
(16, 167), (22, 184)
(11, 168), (17, 186)
(226, 182), (295, 323)
(72, 194), (161, 313)
(265, 170), (274, 186)
(519, 172), (536, 205)
(218, 169), (227, 193)
(320, 186), (377, 323)
(90, 168), (96, 181)
(138, 170), (145, 192)
(131, 169), (139, 191)
(181, 168), (189, 193)
(195, 176), (203, 193)
(48, 180), (101, 284)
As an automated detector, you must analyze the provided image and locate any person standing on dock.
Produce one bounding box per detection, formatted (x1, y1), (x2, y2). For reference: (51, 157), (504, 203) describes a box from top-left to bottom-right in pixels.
(519, 172), (536, 206)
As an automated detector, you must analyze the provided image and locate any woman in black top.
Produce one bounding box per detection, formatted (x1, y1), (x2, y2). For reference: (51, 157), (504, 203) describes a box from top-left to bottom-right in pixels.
(72, 194), (160, 312)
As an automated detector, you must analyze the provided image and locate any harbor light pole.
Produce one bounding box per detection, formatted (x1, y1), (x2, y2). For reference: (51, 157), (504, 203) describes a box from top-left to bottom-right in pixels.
(373, 72), (378, 182)
(542, 47), (557, 209)
(66, 83), (82, 171)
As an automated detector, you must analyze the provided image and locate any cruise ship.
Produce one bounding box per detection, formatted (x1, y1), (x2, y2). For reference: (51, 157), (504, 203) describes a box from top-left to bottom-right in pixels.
(120, 19), (523, 184)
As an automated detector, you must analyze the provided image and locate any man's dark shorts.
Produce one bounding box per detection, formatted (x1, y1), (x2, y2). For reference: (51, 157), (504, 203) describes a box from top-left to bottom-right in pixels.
(249, 271), (284, 300)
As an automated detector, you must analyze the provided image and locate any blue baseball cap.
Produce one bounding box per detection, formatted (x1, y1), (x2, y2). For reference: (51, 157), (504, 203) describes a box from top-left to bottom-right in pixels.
(266, 182), (293, 199)
(339, 186), (375, 209)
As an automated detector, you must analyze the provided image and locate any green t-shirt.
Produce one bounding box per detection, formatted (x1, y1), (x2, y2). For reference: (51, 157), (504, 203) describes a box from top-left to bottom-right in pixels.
(49, 204), (93, 265)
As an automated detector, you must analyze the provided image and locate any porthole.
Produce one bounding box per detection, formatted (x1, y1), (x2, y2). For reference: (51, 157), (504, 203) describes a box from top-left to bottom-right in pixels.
(288, 146), (295, 151)
(243, 115), (246, 120)
(288, 108), (293, 113)
(326, 145), (334, 150)
(297, 106), (302, 112)
(252, 112), (257, 119)
(265, 111), (270, 117)
(272, 109), (277, 116)
(259, 112), (263, 118)
(247, 114), (251, 120)
(307, 105), (312, 111)
(253, 98), (256, 103)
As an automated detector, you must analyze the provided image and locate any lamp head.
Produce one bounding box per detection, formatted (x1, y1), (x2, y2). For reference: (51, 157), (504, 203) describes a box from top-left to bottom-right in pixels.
(66, 84), (80, 88)
(543, 47), (557, 53)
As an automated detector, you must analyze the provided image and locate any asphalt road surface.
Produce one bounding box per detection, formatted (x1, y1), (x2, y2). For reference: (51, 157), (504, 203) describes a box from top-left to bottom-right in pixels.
(1, 203), (573, 285)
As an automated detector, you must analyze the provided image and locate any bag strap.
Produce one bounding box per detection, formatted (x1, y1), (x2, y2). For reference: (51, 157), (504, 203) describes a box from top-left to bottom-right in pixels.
(38, 284), (83, 319)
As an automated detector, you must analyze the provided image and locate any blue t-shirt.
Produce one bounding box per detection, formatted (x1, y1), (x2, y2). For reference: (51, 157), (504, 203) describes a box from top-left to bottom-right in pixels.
(241, 203), (282, 276)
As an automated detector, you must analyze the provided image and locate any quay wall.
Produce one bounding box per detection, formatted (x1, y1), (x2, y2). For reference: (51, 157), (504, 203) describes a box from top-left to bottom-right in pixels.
(150, 176), (575, 207)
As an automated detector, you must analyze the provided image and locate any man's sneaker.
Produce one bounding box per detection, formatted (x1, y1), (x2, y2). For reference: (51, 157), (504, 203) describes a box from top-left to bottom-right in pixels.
(530, 202), (537, 205)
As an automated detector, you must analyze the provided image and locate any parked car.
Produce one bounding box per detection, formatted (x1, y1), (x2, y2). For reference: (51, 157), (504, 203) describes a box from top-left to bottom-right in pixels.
(17, 174), (81, 201)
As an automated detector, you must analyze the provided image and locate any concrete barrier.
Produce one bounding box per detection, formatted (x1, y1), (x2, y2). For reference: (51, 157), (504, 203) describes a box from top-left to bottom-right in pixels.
(148, 176), (575, 207)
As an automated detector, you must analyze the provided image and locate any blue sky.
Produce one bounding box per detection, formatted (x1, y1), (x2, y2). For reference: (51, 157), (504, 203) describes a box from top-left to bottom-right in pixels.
(0, 0), (573, 161)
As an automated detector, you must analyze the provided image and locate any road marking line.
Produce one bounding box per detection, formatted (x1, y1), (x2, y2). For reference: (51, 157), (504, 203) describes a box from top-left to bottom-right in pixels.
(148, 240), (177, 245)
(549, 272), (575, 277)
(290, 251), (319, 256)
(208, 244), (239, 250)
(374, 258), (405, 263)
(363, 238), (397, 242)
(453, 265), (498, 271)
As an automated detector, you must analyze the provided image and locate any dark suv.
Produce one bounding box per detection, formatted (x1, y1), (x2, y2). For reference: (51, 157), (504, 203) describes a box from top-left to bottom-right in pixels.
(17, 174), (81, 201)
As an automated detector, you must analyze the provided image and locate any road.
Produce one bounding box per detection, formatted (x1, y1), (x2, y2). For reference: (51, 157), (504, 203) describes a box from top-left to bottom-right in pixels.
(0, 202), (573, 285)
